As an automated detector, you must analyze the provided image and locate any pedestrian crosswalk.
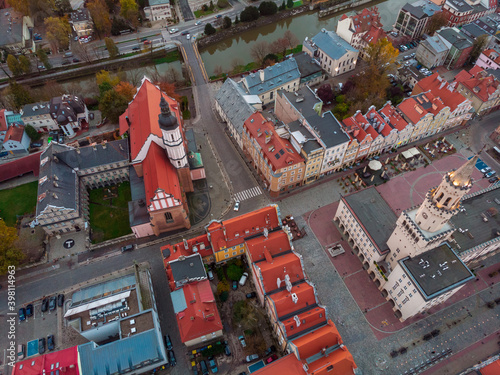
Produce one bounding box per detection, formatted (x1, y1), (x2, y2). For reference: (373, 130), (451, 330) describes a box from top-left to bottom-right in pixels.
(234, 186), (263, 202)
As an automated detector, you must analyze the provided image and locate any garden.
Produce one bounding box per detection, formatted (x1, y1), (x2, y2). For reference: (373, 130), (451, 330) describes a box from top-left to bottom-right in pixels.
(0, 181), (38, 227)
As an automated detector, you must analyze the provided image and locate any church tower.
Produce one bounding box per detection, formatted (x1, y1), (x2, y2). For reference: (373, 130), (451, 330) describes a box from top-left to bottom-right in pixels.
(415, 155), (477, 232)
(158, 96), (189, 169)
(385, 156), (477, 269)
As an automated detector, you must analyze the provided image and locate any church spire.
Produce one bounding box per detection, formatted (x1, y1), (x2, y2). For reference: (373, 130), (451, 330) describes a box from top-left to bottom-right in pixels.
(449, 155), (478, 188)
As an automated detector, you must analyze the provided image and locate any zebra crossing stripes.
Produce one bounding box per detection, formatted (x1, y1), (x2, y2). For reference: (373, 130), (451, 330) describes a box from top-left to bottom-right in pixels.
(234, 186), (263, 202)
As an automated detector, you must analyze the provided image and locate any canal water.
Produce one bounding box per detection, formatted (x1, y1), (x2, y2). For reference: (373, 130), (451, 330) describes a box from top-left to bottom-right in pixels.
(200, 0), (408, 76)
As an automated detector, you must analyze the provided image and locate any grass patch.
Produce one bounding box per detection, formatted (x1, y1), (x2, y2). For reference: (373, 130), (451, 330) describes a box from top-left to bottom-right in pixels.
(293, 0), (303, 7)
(89, 182), (132, 243)
(0, 181), (38, 226)
(194, 9), (216, 18)
(153, 50), (181, 64)
(182, 110), (191, 119)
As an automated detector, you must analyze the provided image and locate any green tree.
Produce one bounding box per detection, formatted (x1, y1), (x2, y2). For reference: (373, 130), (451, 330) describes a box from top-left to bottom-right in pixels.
(204, 23), (216, 35)
(209, 0), (214, 10)
(9, 82), (33, 110)
(6, 55), (22, 76)
(120, 0), (139, 28)
(426, 12), (448, 36)
(234, 15), (239, 24)
(0, 219), (24, 275)
(226, 263), (243, 281)
(219, 291), (229, 302)
(240, 6), (259, 22)
(18, 55), (31, 74)
(99, 89), (129, 123)
(287, 0), (293, 8)
(217, 279), (230, 294)
(36, 49), (52, 69)
(105, 37), (119, 58)
(222, 16), (231, 29)
(259, 1), (277, 16)
(468, 34), (488, 65)
(280, 0), (286, 10)
(25, 124), (41, 141)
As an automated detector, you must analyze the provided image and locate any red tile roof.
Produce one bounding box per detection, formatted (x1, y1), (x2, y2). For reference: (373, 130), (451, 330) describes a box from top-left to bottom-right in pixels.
(306, 344), (358, 375)
(13, 346), (80, 375)
(397, 97), (428, 124)
(244, 112), (304, 172)
(414, 73), (468, 112)
(362, 26), (386, 45)
(282, 305), (327, 338)
(255, 252), (305, 294)
(379, 102), (409, 132)
(142, 142), (182, 206)
(161, 234), (212, 268)
(0, 151), (41, 183)
(246, 230), (291, 263)
(482, 49), (500, 64)
(455, 66), (500, 103)
(342, 112), (372, 143)
(480, 359), (500, 375)
(252, 353), (305, 375)
(350, 6), (382, 33)
(292, 320), (343, 361)
(207, 205), (281, 252)
(4, 124), (25, 143)
(269, 281), (317, 320)
(119, 78), (183, 161)
(0, 109), (7, 132)
(176, 280), (222, 344)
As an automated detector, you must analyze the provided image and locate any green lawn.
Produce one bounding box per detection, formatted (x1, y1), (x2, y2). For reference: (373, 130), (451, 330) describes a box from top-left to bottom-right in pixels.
(194, 9), (216, 18)
(0, 181), (38, 227)
(293, 0), (303, 7)
(89, 182), (132, 243)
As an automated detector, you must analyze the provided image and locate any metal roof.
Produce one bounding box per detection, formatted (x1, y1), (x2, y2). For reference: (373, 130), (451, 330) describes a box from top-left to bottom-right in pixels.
(309, 29), (358, 61)
(72, 274), (136, 305)
(242, 58), (301, 95)
(0, 8), (26, 47)
(171, 288), (187, 313)
(64, 290), (131, 318)
(21, 102), (51, 118)
(401, 0), (441, 19)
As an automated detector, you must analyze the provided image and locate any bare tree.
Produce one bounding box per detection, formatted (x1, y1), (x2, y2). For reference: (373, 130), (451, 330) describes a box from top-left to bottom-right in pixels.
(165, 66), (181, 84)
(71, 41), (94, 64)
(231, 57), (243, 72)
(213, 65), (223, 77)
(250, 41), (270, 63)
(283, 30), (299, 50)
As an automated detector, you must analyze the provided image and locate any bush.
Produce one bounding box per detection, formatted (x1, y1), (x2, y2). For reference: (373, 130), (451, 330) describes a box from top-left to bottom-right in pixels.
(84, 97), (99, 109)
(219, 291), (229, 302)
(204, 23), (216, 35)
(259, 1), (277, 15)
(222, 16), (231, 29)
(240, 6), (259, 22)
(227, 263), (244, 281)
(217, 279), (230, 294)
(25, 124), (41, 141)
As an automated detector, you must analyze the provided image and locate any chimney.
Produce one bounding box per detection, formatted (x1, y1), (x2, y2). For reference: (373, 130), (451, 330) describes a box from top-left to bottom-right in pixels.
(259, 70), (265, 82)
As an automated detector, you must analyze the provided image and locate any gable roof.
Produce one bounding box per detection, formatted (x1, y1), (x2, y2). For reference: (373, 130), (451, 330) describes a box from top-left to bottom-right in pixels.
(3, 123), (24, 143)
(242, 58), (301, 95)
(49, 95), (86, 126)
(481, 48), (500, 64)
(282, 305), (327, 340)
(437, 28), (473, 50)
(291, 319), (342, 360)
(415, 73), (469, 112)
(255, 251), (305, 295)
(0, 8), (26, 46)
(21, 101), (51, 118)
(379, 102), (409, 132)
(422, 34), (451, 54)
(347, 6), (383, 33)
(401, 0), (441, 19)
(269, 281), (318, 320)
(455, 66), (500, 102)
(310, 29), (358, 61)
(246, 230), (291, 262)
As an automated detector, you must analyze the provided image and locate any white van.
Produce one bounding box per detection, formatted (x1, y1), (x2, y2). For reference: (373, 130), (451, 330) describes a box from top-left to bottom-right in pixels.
(239, 272), (249, 286)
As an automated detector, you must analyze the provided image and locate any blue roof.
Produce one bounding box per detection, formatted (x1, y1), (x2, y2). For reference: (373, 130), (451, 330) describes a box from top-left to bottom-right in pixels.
(242, 58), (301, 95)
(171, 288), (187, 313)
(310, 29), (357, 61)
(78, 330), (165, 375)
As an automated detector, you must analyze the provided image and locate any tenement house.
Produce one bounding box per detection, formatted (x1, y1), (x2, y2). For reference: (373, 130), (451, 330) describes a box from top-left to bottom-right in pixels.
(144, 0), (172, 21)
(393, 0), (441, 40)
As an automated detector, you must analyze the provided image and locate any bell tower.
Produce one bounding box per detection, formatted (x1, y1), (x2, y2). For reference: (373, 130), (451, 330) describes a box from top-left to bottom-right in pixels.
(158, 96), (188, 169)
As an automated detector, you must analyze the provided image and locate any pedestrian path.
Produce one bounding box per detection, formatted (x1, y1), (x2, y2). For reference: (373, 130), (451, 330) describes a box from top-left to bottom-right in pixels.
(234, 186), (262, 202)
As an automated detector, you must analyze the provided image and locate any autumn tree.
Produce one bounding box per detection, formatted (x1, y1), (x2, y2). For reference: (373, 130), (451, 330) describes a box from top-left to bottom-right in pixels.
(54, 0), (72, 16)
(426, 12), (448, 36)
(88, 0), (112, 38)
(36, 49), (51, 69)
(105, 37), (120, 58)
(6, 55), (22, 76)
(18, 55), (31, 74)
(114, 81), (136, 102)
(45, 16), (72, 52)
(0, 219), (25, 275)
(120, 0), (139, 28)
(156, 81), (181, 102)
(317, 84), (334, 103)
(468, 34), (488, 65)
(364, 38), (399, 72)
(250, 40), (269, 63)
(99, 89), (129, 123)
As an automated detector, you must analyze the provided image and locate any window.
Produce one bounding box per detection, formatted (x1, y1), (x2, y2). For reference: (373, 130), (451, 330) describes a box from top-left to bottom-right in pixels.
(165, 212), (174, 223)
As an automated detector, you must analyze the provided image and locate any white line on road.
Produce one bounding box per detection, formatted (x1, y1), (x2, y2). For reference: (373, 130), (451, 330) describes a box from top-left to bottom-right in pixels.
(235, 186), (262, 202)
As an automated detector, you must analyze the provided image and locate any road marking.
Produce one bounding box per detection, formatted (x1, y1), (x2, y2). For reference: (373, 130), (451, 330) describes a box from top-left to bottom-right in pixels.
(234, 186), (262, 202)
(16, 264), (60, 281)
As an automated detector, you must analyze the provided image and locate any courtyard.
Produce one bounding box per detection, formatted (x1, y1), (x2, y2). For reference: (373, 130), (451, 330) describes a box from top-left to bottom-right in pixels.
(0, 181), (38, 226)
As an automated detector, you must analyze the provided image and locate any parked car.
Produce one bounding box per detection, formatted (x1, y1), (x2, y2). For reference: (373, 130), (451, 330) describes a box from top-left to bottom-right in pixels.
(239, 272), (249, 286)
(164, 334), (173, 351)
(132, 46), (140, 50)
(489, 176), (499, 183)
(37, 65), (45, 69)
(41, 298), (49, 312)
(121, 244), (134, 252)
(232, 280), (238, 290)
(31, 141), (43, 148)
(485, 171), (496, 178)
(215, 14), (222, 18)
(245, 354), (259, 362)
(38, 338), (46, 354)
(264, 345), (276, 356)
(72, 58), (80, 62)
(181, 30), (189, 35)
(19, 307), (26, 321)
(208, 357), (218, 373)
(246, 292), (256, 299)
(47, 335), (55, 351)
(140, 37), (148, 42)
(168, 350), (176, 366)
(207, 269), (214, 280)
(480, 167), (491, 173)
(200, 360), (209, 375)
(224, 340), (231, 356)
(26, 304), (33, 317)
(49, 296), (57, 311)
(186, 34), (191, 40)
(57, 294), (64, 307)
(238, 335), (246, 348)
(17, 344), (25, 360)
(143, 40), (152, 45)
(62, 60), (70, 65)
(266, 354), (278, 364)
(234, 201), (240, 211)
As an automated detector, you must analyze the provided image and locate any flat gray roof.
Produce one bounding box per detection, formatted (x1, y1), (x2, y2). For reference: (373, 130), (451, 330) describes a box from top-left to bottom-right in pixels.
(343, 186), (397, 254)
(450, 185), (500, 254)
(401, 243), (474, 300)
(72, 274), (136, 306)
(170, 253), (206, 283)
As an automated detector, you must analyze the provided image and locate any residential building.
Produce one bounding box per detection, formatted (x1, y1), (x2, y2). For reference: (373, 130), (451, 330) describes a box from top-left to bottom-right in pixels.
(378, 101), (413, 149)
(293, 52), (325, 87)
(2, 123), (29, 154)
(0, 109), (23, 143)
(341, 113), (374, 161)
(437, 27), (474, 69)
(215, 78), (260, 149)
(239, 58), (301, 105)
(275, 87), (350, 176)
(49, 95), (88, 138)
(0, 8), (34, 53)
(13, 347), (80, 375)
(398, 93), (443, 141)
(334, 157), (486, 320)
(70, 8), (93, 39)
(396, 65), (427, 88)
(413, 73), (473, 128)
(35, 140), (129, 236)
(441, 0), (496, 27)
(393, 0), (441, 40)
(303, 29), (359, 77)
(144, 0), (172, 21)
(460, 22), (493, 47)
(476, 48), (500, 71)
(416, 34), (451, 68)
(490, 123), (500, 143)
(454, 65), (500, 115)
(242, 112), (306, 197)
(120, 78), (204, 237)
(336, 7), (387, 58)
(21, 102), (58, 133)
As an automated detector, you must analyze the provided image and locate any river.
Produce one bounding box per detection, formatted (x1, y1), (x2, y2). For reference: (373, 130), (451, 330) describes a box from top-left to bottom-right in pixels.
(200, 0), (409, 76)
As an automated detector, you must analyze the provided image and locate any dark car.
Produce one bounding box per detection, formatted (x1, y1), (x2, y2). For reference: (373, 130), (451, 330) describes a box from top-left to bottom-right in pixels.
(164, 334), (173, 351)
(26, 304), (33, 317)
(200, 360), (209, 375)
(489, 176), (499, 183)
(47, 335), (55, 351)
(38, 338), (46, 354)
(49, 296), (57, 311)
(41, 298), (49, 312)
(62, 60), (70, 65)
(264, 345), (276, 356)
(121, 244), (134, 252)
(133, 46), (140, 50)
(224, 340), (231, 356)
(19, 307), (26, 321)
(215, 14), (222, 18)
(232, 281), (238, 290)
(57, 294), (64, 307)
(181, 30), (189, 35)
(168, 350), (176, 366)
(208, 357), (218, 373)
(246, 292), (256, 299)
(72, 58), (80, 62)
(31, 140), (43, 148)
(140, 37), (148, 42)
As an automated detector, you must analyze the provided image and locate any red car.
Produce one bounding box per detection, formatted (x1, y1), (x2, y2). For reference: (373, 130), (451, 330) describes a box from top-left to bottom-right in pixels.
(266, 354), (278, 364)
